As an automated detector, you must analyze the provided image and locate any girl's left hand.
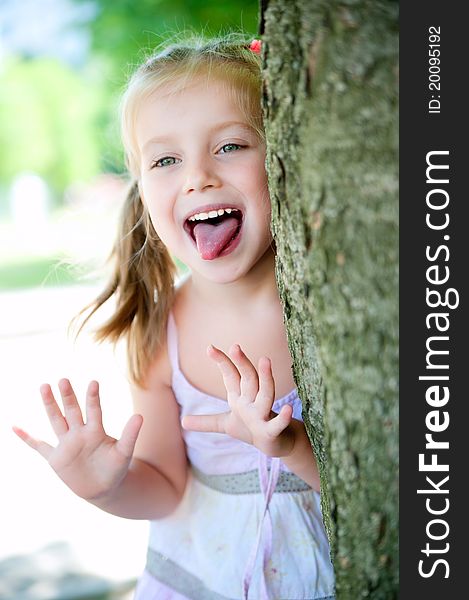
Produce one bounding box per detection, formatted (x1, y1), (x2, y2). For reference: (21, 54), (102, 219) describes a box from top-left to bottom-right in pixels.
(182, 344), (296, 458)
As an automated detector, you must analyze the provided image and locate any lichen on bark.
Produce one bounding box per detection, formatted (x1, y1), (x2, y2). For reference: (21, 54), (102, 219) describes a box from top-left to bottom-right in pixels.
(261, 1), (398, 598)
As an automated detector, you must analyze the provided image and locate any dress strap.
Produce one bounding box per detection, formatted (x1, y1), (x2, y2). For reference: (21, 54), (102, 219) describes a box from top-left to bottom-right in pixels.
(166, 311), (181, 375)
(242, 454), (281, 600)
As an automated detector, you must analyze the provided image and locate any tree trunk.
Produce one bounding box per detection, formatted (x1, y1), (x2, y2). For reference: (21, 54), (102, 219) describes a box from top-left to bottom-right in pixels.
(260, 1), (398, 598)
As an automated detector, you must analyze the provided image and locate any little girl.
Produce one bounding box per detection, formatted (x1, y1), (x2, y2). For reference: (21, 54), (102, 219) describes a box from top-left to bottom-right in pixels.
(14, 37), (335, 600)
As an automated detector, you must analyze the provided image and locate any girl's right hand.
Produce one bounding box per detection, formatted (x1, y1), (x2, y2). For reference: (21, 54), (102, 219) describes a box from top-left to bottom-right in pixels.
(13, 379), (143, 501)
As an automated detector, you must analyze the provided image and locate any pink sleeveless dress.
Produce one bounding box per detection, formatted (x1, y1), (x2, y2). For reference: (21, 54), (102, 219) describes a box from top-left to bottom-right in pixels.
(133, 312), (335, 600)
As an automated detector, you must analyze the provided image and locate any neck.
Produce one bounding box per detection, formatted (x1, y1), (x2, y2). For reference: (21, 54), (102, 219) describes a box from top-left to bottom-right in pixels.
(188, 248), (280, 313)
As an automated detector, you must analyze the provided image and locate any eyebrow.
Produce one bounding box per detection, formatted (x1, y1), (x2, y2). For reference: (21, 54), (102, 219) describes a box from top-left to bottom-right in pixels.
(141, 121), (255, 153)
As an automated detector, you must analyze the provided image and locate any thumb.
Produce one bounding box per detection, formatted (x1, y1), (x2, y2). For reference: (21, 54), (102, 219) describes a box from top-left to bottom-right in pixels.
(181, 412), (228, 434)
(12, 425), (53, 461)
(116, 414), (143, 459)
(266, 403), (293, 438)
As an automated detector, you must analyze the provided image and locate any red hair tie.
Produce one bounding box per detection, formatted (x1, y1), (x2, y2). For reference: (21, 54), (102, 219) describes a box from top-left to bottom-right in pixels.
(249, 39), (261, 54)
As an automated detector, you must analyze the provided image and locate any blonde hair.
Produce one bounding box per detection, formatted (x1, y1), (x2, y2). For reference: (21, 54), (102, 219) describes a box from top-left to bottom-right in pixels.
(79, 35), (263, 387)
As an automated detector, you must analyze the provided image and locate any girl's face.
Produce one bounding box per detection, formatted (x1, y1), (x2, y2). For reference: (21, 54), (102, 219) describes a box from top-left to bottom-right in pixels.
(135, 76), (272, 284)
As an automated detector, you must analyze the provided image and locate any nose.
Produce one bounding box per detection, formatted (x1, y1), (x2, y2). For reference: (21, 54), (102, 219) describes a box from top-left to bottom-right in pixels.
(182, 158), (222, 195)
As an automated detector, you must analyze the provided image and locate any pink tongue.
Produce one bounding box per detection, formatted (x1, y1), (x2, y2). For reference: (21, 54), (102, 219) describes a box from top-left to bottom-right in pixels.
(193, 217), (239, 260)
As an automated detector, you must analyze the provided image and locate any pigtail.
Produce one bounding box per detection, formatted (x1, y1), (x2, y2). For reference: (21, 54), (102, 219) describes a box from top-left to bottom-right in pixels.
(75, 181), (176, 386)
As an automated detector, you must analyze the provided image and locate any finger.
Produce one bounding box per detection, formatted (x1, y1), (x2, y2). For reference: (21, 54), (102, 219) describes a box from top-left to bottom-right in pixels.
(256, 357), (275, 415)
(12, 426), (53, 460)
(207, 345), (241, 397)
(181, 412), (228, 434)
(58, 378), (84, 428)
(85, 380), (104, 431)
(266, 404), (293, 438)
(40, 383), (68, 437)
(229, 345), (259, 401)
(116, 414), (143, 459)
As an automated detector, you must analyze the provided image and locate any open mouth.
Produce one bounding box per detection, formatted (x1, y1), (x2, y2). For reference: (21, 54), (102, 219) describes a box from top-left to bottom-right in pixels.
(183, 207), (244, 260)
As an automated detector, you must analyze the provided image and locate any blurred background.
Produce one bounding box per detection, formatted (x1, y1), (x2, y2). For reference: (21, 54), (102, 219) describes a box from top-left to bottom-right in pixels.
(0, 1), (258, 598)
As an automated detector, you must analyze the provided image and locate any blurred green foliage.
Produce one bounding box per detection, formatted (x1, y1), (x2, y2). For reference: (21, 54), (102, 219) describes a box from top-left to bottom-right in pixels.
(0, 57), (106, 193)
(78, 0), (258, 77)
(0, 256), (81, 289)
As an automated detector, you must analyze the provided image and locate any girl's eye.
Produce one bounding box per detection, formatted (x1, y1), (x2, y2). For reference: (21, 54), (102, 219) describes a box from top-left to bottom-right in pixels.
(152, 156), (178, 168)
(219, 143), (244, 154)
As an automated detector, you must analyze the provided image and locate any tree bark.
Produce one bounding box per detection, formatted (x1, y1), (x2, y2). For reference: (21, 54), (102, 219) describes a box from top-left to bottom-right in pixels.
(260, 1), (398, 598)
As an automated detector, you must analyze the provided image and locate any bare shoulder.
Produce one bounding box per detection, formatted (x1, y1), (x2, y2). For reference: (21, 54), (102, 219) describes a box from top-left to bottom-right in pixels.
(141, 323), (172, 390)
(129, 290), (188, 491)
(171, 272), (192, 320)
(133, 274), (190, 395)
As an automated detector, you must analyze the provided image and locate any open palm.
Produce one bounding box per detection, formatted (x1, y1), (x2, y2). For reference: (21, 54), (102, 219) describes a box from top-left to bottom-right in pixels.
(182, 344), (295, 458)
(13, 379), (142, 501)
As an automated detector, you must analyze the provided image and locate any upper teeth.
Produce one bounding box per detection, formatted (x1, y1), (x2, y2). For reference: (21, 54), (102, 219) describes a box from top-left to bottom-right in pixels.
(188, 208), (239, 222)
